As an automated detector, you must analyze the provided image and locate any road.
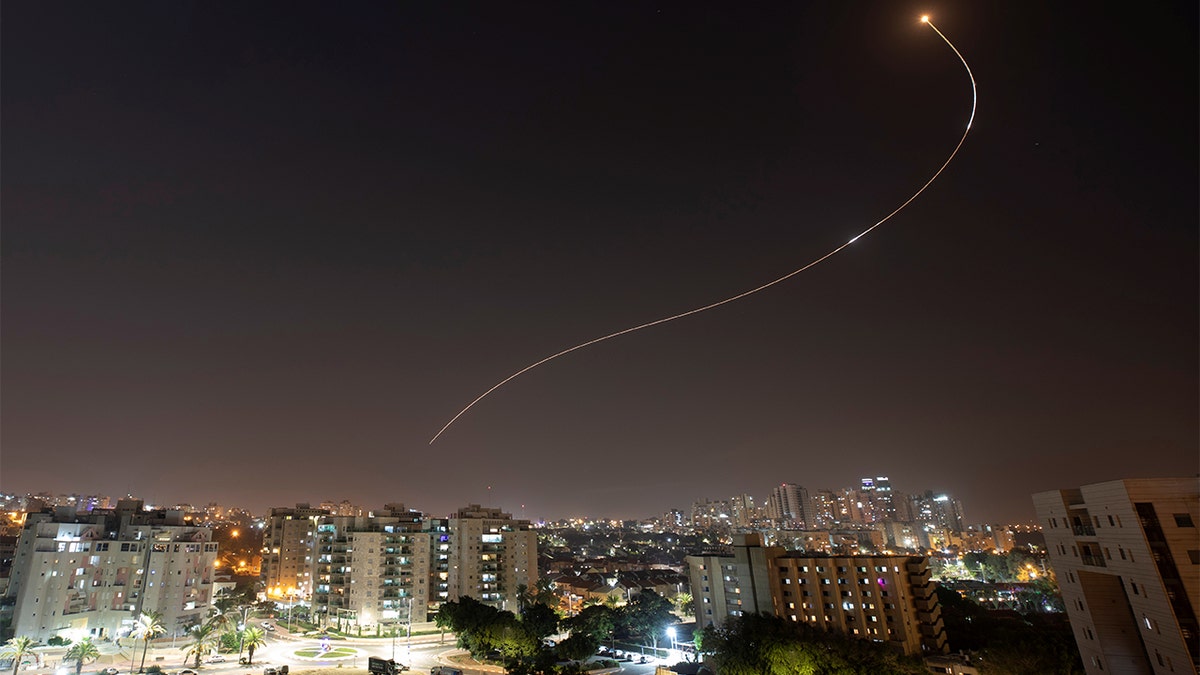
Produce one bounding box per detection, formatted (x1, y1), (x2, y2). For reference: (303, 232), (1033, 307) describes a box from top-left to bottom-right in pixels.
(25, 626), (670, 675)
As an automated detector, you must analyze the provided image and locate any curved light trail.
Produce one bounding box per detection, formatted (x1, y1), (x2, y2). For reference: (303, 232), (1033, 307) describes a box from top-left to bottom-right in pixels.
(431, 17), (977, 444)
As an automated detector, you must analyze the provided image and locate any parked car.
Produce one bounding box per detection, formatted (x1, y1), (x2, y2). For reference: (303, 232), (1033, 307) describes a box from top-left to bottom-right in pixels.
(264, 667), (278, 675)
(181, 670), (197, 675)
(207, 656), (226, 664)
(102, 669), (120, 675)
(262, 623), (276, 632)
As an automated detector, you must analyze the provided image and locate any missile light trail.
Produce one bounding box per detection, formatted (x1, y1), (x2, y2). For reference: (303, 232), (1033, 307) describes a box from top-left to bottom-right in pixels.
(431, 16), (978, 444)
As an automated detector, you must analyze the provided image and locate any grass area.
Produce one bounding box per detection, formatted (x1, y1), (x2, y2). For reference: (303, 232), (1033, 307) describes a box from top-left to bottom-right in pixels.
(294, 647), (358, 659)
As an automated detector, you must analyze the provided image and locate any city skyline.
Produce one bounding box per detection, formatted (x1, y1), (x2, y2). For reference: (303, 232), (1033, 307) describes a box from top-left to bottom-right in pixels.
(3, 3), (1196, 523)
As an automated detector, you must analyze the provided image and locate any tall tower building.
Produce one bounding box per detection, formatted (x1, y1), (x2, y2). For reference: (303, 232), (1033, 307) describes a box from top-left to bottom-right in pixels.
(768, 484), (808, 528)
(1033, 478), (1198, 675)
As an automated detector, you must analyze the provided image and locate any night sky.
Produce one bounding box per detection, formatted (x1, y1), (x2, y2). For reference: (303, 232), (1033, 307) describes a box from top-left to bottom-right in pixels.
(3, 2), (1196, 523)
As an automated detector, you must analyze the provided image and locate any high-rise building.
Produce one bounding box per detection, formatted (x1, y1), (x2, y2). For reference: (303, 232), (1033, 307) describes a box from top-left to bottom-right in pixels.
(5, 500), (218, 642)
(311, 504), (429, 628)
(445, 505), (537, 612)
(1033, 478), (1198, 675)
(910, 491), (966, 534)
(768, 484), (808, 528)
(261, 504), (329, 599)
(729, 494), (757, 529)
(808, 490), (839, 529)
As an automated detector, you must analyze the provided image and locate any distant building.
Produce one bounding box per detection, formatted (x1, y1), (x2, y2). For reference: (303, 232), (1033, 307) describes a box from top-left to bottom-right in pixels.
(911, 491), (966, 534)
(5, 500), (218, 642)
(767, 484), (808, 528)
(1033, 478), (1199, 675)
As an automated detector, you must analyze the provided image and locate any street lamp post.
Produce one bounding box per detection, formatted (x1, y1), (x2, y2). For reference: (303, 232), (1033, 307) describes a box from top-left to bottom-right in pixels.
(236, 605), (251, 664)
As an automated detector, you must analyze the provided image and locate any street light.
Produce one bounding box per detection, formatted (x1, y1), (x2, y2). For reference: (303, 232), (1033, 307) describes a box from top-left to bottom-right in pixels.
(666, 626), (677, 660)
(235, 605), (251, 663)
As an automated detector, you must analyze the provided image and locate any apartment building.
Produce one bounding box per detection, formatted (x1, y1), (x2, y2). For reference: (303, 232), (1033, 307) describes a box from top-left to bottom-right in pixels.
(445, 505), (537, 612)
(311, 505), (430, 628)
(769, 554), (947, 655)
(261, 504), (329, 598)
(686, 534), (782, 627)
(1034, 478), (1199, 675)
(686, 534), (946, 656)
(5, 500), (218, 642)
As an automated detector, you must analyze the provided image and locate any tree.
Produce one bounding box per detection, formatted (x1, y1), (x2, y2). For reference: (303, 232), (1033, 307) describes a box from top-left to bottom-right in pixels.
(673, 593), (694, 618)
(515, 580), (561, 613)
(620, 590), (676, 649)
(555, 633), (599, 662)
(240, 627), (266, 665)
(181, 623), (217, 668)
(1, 637), (37, 675)
(64, 638), (100, 675)
(702, 613), (927, 675)
(134, 611), (167, 673)
(520, 603), (559, 642)
(562, 604), (616, 644)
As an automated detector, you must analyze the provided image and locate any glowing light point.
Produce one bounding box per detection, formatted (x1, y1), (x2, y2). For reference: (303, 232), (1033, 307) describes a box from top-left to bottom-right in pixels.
(920, 15), (930, 23)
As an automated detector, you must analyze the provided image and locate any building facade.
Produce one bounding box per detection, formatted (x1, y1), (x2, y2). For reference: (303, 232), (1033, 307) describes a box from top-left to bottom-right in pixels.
(769, 554), (947, 655)
(261, 504), (329, 599)
(444, 505), (537, 612)
(686, 534), (946, 656)
(1033, 478), (1199, 675)
(5, 500), (218, 642)
(311, 505), (430, 628)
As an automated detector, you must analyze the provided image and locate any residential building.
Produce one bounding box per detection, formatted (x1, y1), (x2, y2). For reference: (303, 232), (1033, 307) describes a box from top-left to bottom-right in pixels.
(768, 484), (808, 529)
(911, 491), (966, 534)
(5, 500), (218, 642)
(1033, 478), (1199, 675)
(261, 504), (329, 599)
(311, 504), (430, 628)
(687, 534), (783, 628)
(687, 534), (946, 656)
(769, 554), (948, 655)
(445, 505), (537, 612)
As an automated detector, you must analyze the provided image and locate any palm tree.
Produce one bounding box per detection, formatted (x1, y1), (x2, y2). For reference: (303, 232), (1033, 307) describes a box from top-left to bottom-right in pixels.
(133, 611), (166, 673)
(240, 627), (266, 666)
(181, 624), (217, 669)
(64, 638), (101, 675)
(1, 637), (37, 675)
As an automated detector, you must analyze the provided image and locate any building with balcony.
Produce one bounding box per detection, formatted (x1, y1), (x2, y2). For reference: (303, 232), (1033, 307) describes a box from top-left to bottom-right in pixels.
(1033, 478), (1199, 675)
(261, 504), (329, 599)
(769, 554), (947, 655)
(686, 533), (946, 656)
(444, 505), (537, 612)
(311, 505), (430, 629)
(5, 500), (218, 642)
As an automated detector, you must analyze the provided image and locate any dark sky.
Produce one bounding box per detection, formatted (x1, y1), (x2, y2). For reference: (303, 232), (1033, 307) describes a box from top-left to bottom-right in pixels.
(3, 2), (1196, 523)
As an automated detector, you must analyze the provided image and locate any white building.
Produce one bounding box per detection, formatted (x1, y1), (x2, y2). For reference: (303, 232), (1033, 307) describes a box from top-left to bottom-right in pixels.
(1033, 478), (1199, 675)
(5, 500), (218, 642)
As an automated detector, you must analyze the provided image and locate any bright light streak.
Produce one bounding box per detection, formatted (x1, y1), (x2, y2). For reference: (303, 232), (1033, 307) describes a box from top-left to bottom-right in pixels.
(430, 18), (978, 444)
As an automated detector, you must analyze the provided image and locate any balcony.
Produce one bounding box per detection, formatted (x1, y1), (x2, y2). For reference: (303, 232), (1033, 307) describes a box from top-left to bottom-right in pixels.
(1080, 554), (1106, 568)
(1072, 524), (1096, 537)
